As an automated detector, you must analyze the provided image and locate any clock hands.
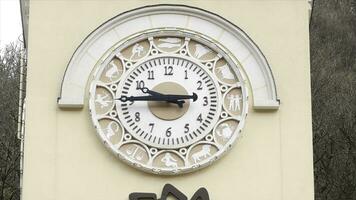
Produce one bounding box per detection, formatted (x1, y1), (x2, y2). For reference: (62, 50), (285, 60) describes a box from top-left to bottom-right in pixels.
(118, 95), (197, 102)
(140, 87), (165, 97)
(140, 87), (185, 108)
(116, 87), (198, 108)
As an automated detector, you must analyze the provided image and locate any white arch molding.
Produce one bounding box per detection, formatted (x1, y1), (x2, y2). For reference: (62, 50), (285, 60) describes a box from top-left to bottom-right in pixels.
(58, 4), (280, 110)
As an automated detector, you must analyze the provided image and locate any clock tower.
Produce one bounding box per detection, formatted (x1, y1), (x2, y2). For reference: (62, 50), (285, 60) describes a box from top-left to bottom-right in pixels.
(21, 1), (314, 200)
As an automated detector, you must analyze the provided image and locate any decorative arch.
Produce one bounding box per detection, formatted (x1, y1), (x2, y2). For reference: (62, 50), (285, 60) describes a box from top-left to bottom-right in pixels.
(58, 4), (280, 109)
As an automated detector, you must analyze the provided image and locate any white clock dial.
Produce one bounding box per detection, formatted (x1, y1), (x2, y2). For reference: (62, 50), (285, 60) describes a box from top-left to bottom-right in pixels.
(89, 30), (248, 175)
(116, 56), (221, 149)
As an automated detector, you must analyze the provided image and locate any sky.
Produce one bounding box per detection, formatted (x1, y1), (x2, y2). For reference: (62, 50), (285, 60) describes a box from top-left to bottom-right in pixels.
(0, 0), (22, 48)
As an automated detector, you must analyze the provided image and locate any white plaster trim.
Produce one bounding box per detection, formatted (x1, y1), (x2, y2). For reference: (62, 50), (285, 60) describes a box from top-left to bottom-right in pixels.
(58, 4), (280, 109)
(308, 0), (314, 21)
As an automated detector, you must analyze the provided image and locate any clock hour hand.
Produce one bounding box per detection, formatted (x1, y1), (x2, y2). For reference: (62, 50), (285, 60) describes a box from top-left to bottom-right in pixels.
(140, 87), (185, 108)
(140, 87), (163, 96)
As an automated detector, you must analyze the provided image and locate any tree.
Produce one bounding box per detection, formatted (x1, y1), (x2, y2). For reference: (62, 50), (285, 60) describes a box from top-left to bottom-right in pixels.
(0, 42), (26, 200)
(310, 1), (356, 199)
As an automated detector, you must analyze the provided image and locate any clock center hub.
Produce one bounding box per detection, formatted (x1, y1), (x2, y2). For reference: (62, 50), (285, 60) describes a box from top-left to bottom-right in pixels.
(148, 82), (190, 121)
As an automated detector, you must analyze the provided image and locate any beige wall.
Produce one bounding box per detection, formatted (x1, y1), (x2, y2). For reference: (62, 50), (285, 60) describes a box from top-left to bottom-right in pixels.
(23, 1), (313, 200)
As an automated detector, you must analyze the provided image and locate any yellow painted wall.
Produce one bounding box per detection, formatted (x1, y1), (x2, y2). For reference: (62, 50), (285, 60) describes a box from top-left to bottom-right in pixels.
(23, 1), (313, 200)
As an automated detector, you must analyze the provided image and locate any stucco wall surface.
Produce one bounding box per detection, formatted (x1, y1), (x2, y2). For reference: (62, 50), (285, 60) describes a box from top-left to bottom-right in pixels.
(23, 1), (313, 200)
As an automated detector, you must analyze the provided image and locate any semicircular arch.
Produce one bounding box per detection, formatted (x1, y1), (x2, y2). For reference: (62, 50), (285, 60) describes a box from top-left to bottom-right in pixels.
(58, 4), (280, 110)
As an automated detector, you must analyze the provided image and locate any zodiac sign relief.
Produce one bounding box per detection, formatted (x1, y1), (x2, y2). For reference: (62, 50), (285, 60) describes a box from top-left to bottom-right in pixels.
(216, 123), (235, 141)
(130, 43), (145, 60)
(217, 64), (235, 80)
(105, 61), (123, 81)
(95, 93), (112, 109)
(161, 153), (178, 168)
(157, 37), (182, 49)
(194, 44), (212, 59)
(129, 184), (210, 200)
(125, 144), (146, 161)
(227, 94), (242, 112)
(192, 145), (212, 163)
(103, 121), (119, 140)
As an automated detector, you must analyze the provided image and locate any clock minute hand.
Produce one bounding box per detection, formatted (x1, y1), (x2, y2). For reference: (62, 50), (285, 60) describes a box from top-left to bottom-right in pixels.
(163, 93), (198, 102)
(117, 93), (198, 103)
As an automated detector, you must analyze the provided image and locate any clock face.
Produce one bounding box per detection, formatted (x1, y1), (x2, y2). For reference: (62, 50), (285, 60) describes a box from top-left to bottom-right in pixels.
(89, 30), (248, 175)
(116, 56), (221, 149)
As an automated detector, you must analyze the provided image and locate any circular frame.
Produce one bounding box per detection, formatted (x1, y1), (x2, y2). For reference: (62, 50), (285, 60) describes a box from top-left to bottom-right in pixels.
(89, 29), (249, 175)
